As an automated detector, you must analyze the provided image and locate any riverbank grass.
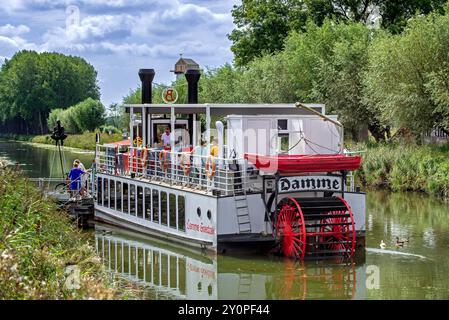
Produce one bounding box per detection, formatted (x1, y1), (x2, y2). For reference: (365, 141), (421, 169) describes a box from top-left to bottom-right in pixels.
(355, 142), (449, 199)
(0, 167), (126, 299)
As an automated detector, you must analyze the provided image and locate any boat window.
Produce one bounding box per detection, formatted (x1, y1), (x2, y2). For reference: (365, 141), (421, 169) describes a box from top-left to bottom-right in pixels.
(104, 178), (109, 207)
(123, 183), (129, 214)
(97, 177), (102, 205)
(116, 181), (122, 212)
(169, 194), (177, 229)
(161, 191), (167, 226)
(207, 210), (212, 220)
(137, 186), (143, 219)
(197, 207), (201, 217)
(152, 189), (159, 223)
(278, 119), (288, 130)
(130, 185), (136, 216)
(110, 179), (115, 209)
(278, 134), (289, 153)
(178, 196), (185, 231)
(145, 188), (152, 221)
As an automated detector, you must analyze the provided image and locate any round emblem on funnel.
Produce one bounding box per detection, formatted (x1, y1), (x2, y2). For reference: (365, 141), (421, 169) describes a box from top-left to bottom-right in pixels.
(162, 87), (178, 104)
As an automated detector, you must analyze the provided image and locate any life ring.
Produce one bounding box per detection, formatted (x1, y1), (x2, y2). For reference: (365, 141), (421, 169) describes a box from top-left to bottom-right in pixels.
(140, 147), (148, 169)
(180, 152), (191, 176)
(205, 156), (217, 179)
(159, 150), (169, 171)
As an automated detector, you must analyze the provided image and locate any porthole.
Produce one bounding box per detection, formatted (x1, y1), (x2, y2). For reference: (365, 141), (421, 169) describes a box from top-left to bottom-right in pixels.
(207, 210), (212, 220)
(197, 282), (202, 291)
(197, 207), (201, 217)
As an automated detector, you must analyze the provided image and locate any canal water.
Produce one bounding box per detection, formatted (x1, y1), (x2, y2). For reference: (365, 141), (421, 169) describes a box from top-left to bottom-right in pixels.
(1, 139), (449, 299)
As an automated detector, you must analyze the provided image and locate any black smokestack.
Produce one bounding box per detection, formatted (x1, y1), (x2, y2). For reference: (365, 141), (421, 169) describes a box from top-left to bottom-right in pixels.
(185, 69), (201, 104)
(138, 69), (155, 104)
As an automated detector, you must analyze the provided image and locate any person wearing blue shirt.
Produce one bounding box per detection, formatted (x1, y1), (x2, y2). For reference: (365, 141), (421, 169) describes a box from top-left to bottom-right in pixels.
(69, 162), (85, 196)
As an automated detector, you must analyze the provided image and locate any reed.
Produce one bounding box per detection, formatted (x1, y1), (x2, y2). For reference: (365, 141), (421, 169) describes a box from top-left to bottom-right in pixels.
(354, 142), (449, 200)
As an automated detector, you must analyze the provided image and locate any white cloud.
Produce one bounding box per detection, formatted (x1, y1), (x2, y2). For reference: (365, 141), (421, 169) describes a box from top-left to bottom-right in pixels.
(0, 24), (30, 36)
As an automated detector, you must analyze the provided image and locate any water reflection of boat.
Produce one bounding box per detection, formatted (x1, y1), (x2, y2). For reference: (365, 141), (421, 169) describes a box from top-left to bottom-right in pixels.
(95, 225), (365, 300)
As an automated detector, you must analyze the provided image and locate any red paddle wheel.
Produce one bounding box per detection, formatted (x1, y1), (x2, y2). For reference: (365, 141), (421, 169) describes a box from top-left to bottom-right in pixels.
(318, 197), (356, 258)
(275, 196), (356, 260)
(275, 197), (306, 259)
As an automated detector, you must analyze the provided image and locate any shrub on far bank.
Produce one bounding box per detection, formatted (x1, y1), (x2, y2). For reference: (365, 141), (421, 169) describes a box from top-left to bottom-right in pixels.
(47, 98), (105, 134)
(354, 141), (449, 200)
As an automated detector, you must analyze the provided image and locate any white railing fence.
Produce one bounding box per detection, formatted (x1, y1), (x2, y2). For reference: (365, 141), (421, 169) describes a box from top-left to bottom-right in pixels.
(96, 145), (249, 195)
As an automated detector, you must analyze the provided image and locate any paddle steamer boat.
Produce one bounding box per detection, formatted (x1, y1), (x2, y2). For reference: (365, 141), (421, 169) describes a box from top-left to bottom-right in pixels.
(94, 68), (365, 260)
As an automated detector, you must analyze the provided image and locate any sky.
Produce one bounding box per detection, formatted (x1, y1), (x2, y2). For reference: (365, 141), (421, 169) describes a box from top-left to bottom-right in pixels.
(0, 0), (240, 107)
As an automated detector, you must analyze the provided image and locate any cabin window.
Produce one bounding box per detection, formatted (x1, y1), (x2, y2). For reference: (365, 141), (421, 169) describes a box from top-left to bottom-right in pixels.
(137, 186), (143, 219)
(152, 189), (159, 223)
(130, 185), (136, 216)
(277, 119), (288, 130)
(110, 179), (115, 209)
(97, 178), (102, 205)
(104, 178), (109, 207)
(123, 183), (129, 214)
(145, 188), (152, 221)
(116, 181), (122, 212)
(161, 191), (168, 226)
(169, 194), (177, 229)
(278, 134), (289, 153)
(178, 196), (185, 231)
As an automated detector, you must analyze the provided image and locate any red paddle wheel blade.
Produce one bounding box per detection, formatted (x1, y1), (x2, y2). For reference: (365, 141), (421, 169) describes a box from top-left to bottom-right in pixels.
(275, 197), (306, 259)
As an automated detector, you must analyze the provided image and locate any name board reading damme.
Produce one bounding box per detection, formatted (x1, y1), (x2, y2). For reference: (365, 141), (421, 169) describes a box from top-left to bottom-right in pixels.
(279, 176), (342, 193)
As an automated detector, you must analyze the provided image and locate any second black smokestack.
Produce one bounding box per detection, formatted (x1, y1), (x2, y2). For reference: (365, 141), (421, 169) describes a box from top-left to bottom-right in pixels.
(138, 69), (155, 104)
(185, 69), (201, 104)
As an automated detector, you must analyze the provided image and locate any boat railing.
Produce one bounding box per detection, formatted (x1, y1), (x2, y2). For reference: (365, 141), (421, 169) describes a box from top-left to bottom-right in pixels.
(29, 173), (93, 199)
(95, 145), (250, 196)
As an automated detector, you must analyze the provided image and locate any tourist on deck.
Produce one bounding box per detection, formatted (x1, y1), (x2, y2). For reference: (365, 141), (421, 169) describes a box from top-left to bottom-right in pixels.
(210, 137), (219, 157)
(69, 162), (85, 198)
(161, 127), (172, 150)
(192, 140), (207, 186)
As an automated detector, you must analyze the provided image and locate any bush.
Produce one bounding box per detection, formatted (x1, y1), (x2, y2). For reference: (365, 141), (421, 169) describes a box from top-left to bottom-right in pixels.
(47, 98), (105, 134)
(356, 141), (449, 200)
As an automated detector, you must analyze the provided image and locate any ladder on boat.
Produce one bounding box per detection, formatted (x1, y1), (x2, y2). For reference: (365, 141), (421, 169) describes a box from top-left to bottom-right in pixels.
(234, 192), (251, 234)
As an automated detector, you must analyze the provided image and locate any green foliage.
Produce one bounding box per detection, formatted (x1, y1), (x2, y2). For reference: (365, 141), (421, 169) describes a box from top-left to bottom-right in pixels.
(363, 10), (449, 135)
(228, 0), (446, 66)
(47, 98), (105, 134)
(355, 141), (449, 199)
(0, 51), (99, 134)
(0, 168), (120, 299)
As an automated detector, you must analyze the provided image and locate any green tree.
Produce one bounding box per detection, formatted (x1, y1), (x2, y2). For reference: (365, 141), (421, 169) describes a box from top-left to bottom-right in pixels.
(363, 9), (449, 137)
(228, 0), (308, 66)
(228, 0), (446, 66)
(47, 98), (105, 134)
(0, 50), (99, 134)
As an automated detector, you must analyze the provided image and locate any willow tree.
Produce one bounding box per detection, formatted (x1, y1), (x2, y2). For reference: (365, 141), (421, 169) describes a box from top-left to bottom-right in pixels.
(0, 50), (99, 134)
(363, 8), (449, 137)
